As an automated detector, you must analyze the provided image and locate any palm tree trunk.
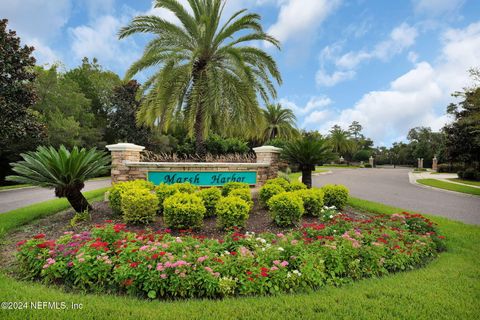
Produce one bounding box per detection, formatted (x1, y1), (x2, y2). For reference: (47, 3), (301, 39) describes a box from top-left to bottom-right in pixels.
(66, 189), (92, 213)
(194, 106), (206, 157)
(301, 169), (313, 188)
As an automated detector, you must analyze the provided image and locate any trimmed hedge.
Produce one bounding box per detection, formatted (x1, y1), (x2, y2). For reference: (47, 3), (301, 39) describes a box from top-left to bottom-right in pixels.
(229, 188), (253, 210)
(259, 183), (285, 207)
(321, 184), (349, 209)
(267, 192), (304, 227)
(222, 182), (250, 196)
(294, 188), (324, 216)
(121, 187), (159, 224)
(216, 196), (250, 229)
(198, 188), (222, 217)
(163, 193), (206, 229)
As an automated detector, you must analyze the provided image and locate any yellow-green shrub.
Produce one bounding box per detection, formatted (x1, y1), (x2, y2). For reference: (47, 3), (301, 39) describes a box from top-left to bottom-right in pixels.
(155, 183), (177, 212)
(198, 187), (222, 217)
(294, 188), (324, 216)
(265, 177), (290, 189)
(163, 193), (206, 229)
(216, 196), (250, 229)
(121, 187), (159, 224)
(267, 192), (304, 227)
(321, 184), (349, 209)
(222, 182), (250, 196)
(229, 188), (253, 210)
(109, 180), (154, 215)
(259, 183), (285, 206)
(286, 181), (307, 191)
(171, 182), (199, 194)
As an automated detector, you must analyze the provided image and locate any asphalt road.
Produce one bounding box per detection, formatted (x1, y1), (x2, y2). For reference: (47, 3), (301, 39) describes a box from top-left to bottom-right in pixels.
(0, 179), (111, 213)
(313, 168), (480, 225)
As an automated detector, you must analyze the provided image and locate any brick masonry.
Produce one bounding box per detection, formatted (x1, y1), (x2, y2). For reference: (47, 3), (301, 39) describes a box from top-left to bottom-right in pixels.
(106, 143), (282, 187)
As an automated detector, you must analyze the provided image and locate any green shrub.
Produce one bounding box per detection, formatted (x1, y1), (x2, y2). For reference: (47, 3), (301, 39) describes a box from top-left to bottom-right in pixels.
(198, 187), (222, 217)
(121, 187), (159, 224)
(458, 168), (480, 181)
(286, 181), (307, 191)
(437, 163), (464, 173)
(265, 177), (290, 189)
(321, 184), (349, 209)
(294, 188), (324, 216)
(267, 192), (304, 227)
(259, 183), (285, 206)
(364, 163), (372, 168)
(222, 181), (250, 196)
(109, 180), (154, 215)
(171, 182), (199, 194)
(229, 188), (253, 210)
(163, 193), (206, 229)
(154, 183), (177, 212)
(216, 196), (250, 229)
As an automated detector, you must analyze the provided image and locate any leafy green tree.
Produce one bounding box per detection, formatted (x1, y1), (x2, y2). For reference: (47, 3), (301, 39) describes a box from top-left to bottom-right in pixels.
(0, 19), (46, 184)
(348, 121), (363, 140)
(7, 146), (110, 212)
(262, 103), (298, 141)
(282, 136), (333, 188)
(65, 57), (121, 145)
(407, 127), (445, 167)
(443, 69), (480, 167)
(119, 0), (282, 155)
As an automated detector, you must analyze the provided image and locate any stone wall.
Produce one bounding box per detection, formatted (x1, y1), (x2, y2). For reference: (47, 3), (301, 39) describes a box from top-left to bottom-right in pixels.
(106, 143), (282, 187)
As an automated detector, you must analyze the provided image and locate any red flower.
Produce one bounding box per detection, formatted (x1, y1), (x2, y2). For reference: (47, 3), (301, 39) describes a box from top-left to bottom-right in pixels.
(248, 277), (254, 281)
(260, 267), (269, 276)
(90, 240), (109, 249)
(230, 251), (237, 256)
(105, 220), (113, 223)
(16, 240), (27, 247)
(123, 279), (134, 286)
(159, 251), (166, 256)
(438, 236), (446, 239)
(130, 262), (139, 268)
(152, 253), (159, 259)
(246, 271), (253, 275)
(34, 234), (45, 239)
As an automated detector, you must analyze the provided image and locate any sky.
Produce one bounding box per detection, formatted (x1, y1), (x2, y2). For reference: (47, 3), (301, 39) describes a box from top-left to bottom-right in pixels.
(2, 0), (480, 146)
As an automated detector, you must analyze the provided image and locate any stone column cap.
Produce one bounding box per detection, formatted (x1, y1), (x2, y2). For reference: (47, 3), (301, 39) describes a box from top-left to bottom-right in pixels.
(253, 145), (282, 153)
(106, 143), (145, 152)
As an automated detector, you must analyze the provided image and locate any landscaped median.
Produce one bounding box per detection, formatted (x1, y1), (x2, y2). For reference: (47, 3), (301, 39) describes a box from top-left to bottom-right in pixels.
(417, 179), (480, 196)
(0, 185), (478, 319)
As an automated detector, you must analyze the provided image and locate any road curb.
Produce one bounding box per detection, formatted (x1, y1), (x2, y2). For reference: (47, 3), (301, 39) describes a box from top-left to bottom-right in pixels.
(408, 172), (479, 198)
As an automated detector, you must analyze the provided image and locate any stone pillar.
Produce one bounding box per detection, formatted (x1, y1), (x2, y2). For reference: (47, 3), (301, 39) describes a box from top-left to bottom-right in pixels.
(253, 146), (282, 186)
(369, 156), (374, 167)
(432, 156), (438, 171)
(417, 158), (424, 169)
(106, 143), (145, 184)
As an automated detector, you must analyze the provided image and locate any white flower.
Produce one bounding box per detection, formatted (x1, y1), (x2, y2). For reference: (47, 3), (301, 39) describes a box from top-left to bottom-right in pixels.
(278, 247), (285, 251)
(287, 272), (292, 278)
(224, 251), (230, 255)
(329, 215), (333, 219)
(292, 270), (302, 277)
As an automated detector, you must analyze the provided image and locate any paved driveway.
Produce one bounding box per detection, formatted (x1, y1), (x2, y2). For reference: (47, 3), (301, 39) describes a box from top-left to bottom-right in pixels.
(313, 168), (480, 225)
(0, 179), (111, 213)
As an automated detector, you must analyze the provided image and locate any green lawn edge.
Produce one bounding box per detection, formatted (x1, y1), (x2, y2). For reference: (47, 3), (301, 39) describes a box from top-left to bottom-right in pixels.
(0, 188), (109, 238)
(417, 179), (480, 196)
(447, 178), (480, 187)
(0, 177), (110, 192)
(1, 195), (479, 320)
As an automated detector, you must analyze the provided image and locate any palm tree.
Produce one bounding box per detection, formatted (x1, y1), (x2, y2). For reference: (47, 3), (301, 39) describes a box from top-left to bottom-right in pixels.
(262, 103), (298, 141)
(7, 146), (110, 212)
(282, 136), (334, 188)
(119, 0), (282, 155)
(329, 126), (355, 160)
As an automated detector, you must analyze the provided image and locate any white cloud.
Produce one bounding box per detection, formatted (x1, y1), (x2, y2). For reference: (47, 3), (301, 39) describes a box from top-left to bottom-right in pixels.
(28, 39), (61, 66)
(0, 0), (71, 41)
(304, 110), (331, 125)
(316, 23), (418, 87)
(313, 22), (480, 146)
(413, 0), (465, 16)
(280, 96), (332, 116)
(267, 0), (341, 44)
(69, 15), (141, 73)
(407, 51), (419, 63)
(316, 69), (356, 87)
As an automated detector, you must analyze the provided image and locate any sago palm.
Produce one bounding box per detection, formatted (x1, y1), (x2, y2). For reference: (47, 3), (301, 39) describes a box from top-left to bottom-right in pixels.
(7, 146), (110, 212)
(119, 0), (282, 155)
(282, 136), (333, 188)
(263, 103), (298, 141)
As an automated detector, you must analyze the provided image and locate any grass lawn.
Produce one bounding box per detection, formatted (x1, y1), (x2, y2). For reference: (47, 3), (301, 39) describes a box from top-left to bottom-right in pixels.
(288, 168), (329, 181)
(417, 179), (480, 196)
(447, 178), (480, 187)
(0, 193), (478, 319)
(0, 188), (109, 238)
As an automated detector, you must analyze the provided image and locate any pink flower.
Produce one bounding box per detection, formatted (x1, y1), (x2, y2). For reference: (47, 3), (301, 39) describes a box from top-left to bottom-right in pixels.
(271, 266), (279, 271)
(197, 255), (208, 263)
(273, 260), (280, 265)
(291, 240), (298, 245)
(160, 274), (167, 279)
(280, 261), (289, 267)
(213, 272), (220, 277)
(78, 258), (85, 263)
(276, 233), (285, 238)
(204, 267), (213, 273)
(156, 263), (165, 271)
(139, 245), (149, 251)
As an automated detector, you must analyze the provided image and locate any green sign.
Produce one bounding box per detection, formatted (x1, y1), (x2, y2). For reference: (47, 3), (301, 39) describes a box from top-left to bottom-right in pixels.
(147, 171), (257, 186)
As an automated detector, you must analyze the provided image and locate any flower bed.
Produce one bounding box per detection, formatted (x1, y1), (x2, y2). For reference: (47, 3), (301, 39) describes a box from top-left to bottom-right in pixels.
(16, 211), (445, 299)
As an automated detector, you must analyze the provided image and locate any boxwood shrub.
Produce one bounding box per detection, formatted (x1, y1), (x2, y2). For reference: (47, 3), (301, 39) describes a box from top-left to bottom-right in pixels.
(198, 187), (222, 217)
(267, 192), (304, 227)
(265, 177), (290, 189)
(259, 183), (285, 206)
(286, 181), (307, 191)
(216, 196), (250, 229)
(221, 182), (250, 196)
(294, 188), (324, 216)
(229, 188), (253, 210)
(163, 193), (206, 229)
(109, 180), (154, 215)
(171, 182), (199, 194)
(321, 184), (349, 209)
(121, 187), (159, 224)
